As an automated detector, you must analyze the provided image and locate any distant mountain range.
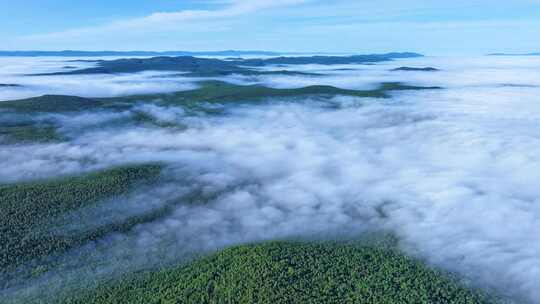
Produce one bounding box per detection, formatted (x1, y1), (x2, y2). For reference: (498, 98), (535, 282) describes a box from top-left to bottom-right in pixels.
(488, 53), (540, 56)
(0, 50), (423, 58)
(31, 53), (424, 77)
(0, 50), (283, 57)
(391, 66), (439, 72)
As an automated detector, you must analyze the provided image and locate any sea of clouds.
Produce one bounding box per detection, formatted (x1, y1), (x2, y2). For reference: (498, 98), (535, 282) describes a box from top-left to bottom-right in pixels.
(2, 55), (540, 303)
(0, 57), (198, 101)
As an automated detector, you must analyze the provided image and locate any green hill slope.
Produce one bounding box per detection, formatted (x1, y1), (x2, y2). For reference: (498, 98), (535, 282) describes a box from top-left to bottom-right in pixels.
(0, 81), (441, 114)
(67, 241), (493, 304)
(0, 164), (162, 271)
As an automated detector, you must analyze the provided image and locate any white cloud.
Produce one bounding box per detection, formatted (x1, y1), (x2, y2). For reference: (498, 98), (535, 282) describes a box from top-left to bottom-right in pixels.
(20, 0), (309, 42)
(0, 57), (198, 100)
(5, 0), (540, 53)
(4, 55), (540, 303)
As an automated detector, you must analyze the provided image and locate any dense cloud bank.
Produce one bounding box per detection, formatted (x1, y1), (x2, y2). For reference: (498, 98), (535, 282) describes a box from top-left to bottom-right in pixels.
(0, 57), (198, 101)
(2, 56), (540, 303)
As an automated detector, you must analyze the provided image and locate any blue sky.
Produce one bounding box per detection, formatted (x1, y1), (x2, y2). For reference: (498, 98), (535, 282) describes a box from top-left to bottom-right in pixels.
(3, 0), (540, 54)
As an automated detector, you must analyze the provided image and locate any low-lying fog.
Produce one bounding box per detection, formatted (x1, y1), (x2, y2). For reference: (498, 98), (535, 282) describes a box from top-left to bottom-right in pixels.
(2, 55), (540, 303)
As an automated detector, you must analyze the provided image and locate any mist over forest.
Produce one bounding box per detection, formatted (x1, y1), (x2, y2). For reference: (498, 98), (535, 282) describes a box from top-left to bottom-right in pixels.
(1, 52), (540, 304)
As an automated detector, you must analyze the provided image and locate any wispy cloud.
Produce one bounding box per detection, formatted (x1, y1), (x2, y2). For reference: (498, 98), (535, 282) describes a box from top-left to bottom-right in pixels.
(6, 0), (540, 56)
(20, 0), (309, 42)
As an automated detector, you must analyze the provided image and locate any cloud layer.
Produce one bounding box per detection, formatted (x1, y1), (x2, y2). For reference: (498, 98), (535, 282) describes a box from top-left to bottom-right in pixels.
(0, 57), (199, 101)
(2, 55), (540, 303)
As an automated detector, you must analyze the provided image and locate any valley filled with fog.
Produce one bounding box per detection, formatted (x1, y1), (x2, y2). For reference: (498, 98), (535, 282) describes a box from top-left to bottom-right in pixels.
(1, 54), (540, 303)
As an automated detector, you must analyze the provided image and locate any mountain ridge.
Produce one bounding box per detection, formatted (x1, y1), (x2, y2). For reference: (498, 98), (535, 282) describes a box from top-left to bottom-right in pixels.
(0, 50), (282, 57)
(30, 53), (424, 76)
(488, 52), (540, 56)
(0, 50), (423, 58)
